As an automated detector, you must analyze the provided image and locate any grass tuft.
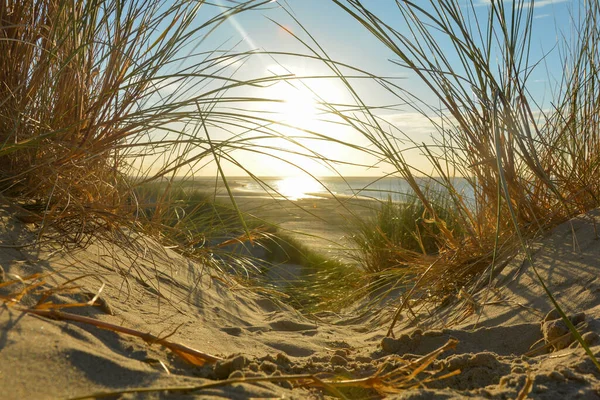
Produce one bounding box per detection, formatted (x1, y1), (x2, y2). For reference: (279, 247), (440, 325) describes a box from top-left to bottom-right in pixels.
(258, 232), (363, 313)
(349, 186), (466, 275)
(325, 0), (600, 305)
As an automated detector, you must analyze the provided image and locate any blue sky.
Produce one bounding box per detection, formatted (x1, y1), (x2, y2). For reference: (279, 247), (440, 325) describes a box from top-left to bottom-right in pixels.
(187, 0), (577, 177)
(214, 0), (574, 84)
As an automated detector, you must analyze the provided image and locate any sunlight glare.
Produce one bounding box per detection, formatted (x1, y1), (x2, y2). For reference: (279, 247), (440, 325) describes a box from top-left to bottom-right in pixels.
(271, 84), (319, 127)
(276, 176), (323, 200)
(259, 64), (370, 178)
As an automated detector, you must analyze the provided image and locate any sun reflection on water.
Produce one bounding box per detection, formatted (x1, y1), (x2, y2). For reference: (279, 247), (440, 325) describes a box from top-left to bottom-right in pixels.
(275, 176), (324, 200)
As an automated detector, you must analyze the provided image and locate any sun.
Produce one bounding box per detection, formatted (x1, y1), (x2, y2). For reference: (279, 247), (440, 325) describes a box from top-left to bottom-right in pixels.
(272, 85), (319, 128)
(265, 65), (323, 127)
(282, 88), (318, 126)
(259, 64), (366, 177)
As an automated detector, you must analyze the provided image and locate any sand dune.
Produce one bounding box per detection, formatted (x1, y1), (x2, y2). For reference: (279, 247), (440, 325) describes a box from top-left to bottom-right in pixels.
(1, 196), (600, 399)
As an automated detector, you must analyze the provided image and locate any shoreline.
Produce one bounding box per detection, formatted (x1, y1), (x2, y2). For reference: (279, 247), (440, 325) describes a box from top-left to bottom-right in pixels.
(214, 188), (380, 263)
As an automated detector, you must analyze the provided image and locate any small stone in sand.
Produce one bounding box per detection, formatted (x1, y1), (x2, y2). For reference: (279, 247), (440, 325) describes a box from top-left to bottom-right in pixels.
(260, 360), (278, 375)
(214, 355), (248, 379)
(582, 331), (600, 346)
(541, 311), (587, 351)
(229, 370), (244, 379)
(221, 326), (243, 336)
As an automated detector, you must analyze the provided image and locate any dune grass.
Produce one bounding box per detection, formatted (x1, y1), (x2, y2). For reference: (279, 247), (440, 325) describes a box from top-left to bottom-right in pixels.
(133, 180), (249, 245)
(325, 0), (600, 366)
(2, 0), (600, 340)
(316, 0), (600, 301)
(349, 187), (466, 275)
(0, 0), (354, 259)
(0, 0), (255, 240)
(257, 232), (363, 312)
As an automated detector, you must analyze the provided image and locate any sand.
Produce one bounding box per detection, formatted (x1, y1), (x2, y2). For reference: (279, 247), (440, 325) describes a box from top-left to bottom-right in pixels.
(1, 195), (600, 399)
(215, 190), (379, 263)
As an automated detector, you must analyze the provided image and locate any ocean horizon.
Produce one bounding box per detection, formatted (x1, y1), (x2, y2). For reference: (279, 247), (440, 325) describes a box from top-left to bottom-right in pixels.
(183, 175), (475, 202)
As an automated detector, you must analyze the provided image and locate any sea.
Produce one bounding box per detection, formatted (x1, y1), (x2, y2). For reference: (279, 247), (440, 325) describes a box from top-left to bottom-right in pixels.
(225, 176), (474, 202)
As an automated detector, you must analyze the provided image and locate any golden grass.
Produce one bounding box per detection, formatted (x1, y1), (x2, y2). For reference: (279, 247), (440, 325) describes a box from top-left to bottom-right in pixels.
(0, 0), (304, 249)
(23, 308), (222, 366)
(326, 0), (600, 311)
(3, 0), (600, 377)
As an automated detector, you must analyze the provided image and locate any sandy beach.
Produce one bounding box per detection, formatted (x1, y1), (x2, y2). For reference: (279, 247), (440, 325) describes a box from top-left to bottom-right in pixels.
(2, 195), (600, 399)
(4, 0), (600, 397)
(215, 189), (379, 263)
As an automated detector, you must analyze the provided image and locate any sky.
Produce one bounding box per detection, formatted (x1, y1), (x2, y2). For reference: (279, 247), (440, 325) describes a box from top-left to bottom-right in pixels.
(164, 0), (577, 178)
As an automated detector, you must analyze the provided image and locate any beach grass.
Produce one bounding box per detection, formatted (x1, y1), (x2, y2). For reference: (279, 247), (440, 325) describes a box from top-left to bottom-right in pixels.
(327, 0), (600, 364)
(0, 0), (350, 268)
(1, 0), (239, 239)
(1, 0), (599, 337)
(348, 188), (466, 275)
(4, 1), (600, 398)
(319, 0), (599, 298)
(258, 232), (363, 312)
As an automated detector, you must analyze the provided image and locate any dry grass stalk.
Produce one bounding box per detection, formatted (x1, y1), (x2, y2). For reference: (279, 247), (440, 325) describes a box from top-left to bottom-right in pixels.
(1, 269), (220, 365)
(0, 273), (46, 306)
(322, 338), (459, 395)
(22, 308), (222, 366)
